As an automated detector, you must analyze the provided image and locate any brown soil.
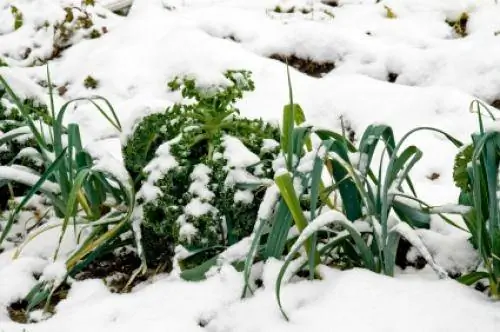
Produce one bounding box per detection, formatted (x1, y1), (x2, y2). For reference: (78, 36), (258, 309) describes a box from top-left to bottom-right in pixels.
(8, 251), (148, 323)
(491, 99), (500, 110)
(387, 72), (398, 83)
(73, 250), (148, 293)
(7, 301), (29, 324)
(396, 238), (427, 270)
(223, 35), (240, 43)
(321, 0), (339, 7)
(426, 172), (440, 181)
(8, 284), (70, 324)
(270, 54), (335, 78)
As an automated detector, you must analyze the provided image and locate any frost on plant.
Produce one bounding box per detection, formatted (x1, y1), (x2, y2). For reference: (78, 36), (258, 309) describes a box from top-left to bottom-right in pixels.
(123, 71), (280, 268)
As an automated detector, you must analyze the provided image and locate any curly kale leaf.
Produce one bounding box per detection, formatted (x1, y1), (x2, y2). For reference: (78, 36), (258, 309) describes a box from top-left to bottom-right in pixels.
(453, 144), (473, 192)
(127, 71), (280, 269)
(0, 94), (49, 209)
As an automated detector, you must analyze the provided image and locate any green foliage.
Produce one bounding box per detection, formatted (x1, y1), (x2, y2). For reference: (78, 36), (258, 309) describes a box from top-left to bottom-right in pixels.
(83, 75), (99, 89)
(124, 71), (280, 269)
(89, 29), (101, 39)
(453, 144), (473, 191)
(0, 88), (49, 209)
(446, 12), (469, 37)
(0, 67), (139, 314)
(123, 111), (173, 182)
(125, 70), (258, 182)
(384, 5), (397, 19)
(52, 3), (105, 58)
(242, 66), (464, 320)
(10, 6), (23, 30)
(455, 101), (500, 298)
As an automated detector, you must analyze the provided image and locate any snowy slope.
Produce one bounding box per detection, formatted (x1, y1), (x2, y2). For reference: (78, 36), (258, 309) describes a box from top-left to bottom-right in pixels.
(1, 0), (500, 330)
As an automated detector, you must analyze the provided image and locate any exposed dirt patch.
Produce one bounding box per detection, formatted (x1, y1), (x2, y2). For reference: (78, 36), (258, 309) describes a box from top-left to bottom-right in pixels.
(270, 54), (335, 77)
(321, 0), (339, 7)
(426, 172), (440, 181)
(223, 35), (240, 43)
(273, 6), (313, 14)
(491, 99), (500, 110)
(8, 300), (29, 324)
(396, 238), (426, 270)
(8, 284), (70, 324)
(8, 251), (150, 324)
(74, 250), (148, 292)
(57, 84), (68, 96)
(340, 116), (356, 143)
(387, 72), (398, 83)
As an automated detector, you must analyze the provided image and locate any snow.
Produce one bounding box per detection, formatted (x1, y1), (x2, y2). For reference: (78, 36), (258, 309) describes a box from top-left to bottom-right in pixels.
(0, 257), (46, 307)
(208, 267), (500, 332)
(40, 261), (67, 287)
(286, 210), (349, 260)
(233, 189), (254, 204)
(0, 166), (60, 193)
(0, 265), (498, 332)
(222, 135), (260, 168)
(1, 0), (500, 330)
(411, 229), (479, 275)
(178, 222), (198, 244)
(184, 198), (216, 218)
(189, 164), (215, 201)
(137, 139), (179, 202)
(261, 138), (280, 153)
(256, 184), (280, 222)
(390, 220), (448, 278)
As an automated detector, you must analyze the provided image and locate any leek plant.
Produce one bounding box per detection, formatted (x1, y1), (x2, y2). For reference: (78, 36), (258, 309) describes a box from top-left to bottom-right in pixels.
(243, 66), (465, 320)
(0, 67), (141, 312)
(455, 101), (500, 298)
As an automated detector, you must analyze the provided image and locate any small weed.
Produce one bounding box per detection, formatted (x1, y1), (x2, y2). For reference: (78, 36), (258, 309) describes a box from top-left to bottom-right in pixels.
(89, 29), (101, 39)
(384, 5), (397, 19)
(446, 12), (469, 37)
(10, 6), (24, 30)
(273, 6), (295, 14)
(83, 75), (99, 89)
(52, 4), (102, 59)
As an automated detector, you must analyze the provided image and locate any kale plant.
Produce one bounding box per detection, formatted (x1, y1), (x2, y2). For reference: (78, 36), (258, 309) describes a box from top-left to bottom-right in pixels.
(0, 88), (49, 209)
(123, 71), (280, 268)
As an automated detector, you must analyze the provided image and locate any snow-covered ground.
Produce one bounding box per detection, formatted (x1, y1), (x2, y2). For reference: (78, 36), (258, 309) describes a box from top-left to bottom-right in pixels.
(1, 0), (500, 330)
